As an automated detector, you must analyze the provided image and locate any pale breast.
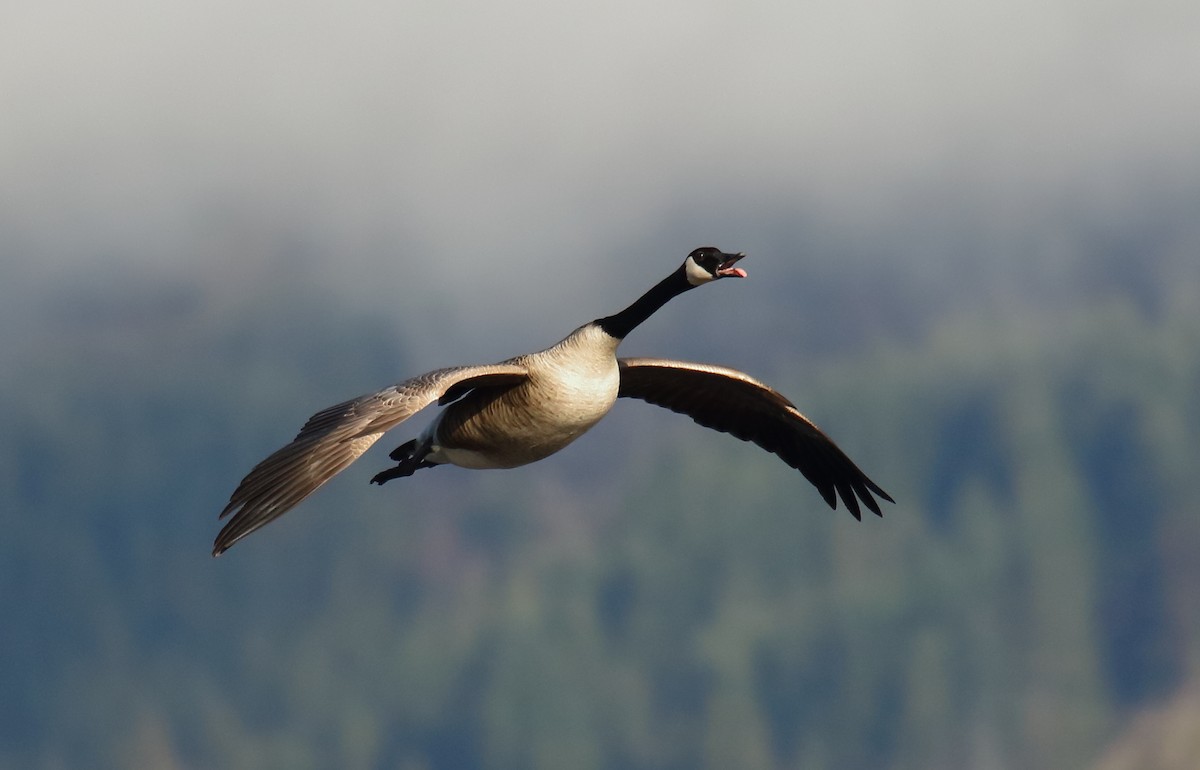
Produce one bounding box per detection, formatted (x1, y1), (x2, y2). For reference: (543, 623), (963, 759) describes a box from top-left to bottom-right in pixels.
(432, 327), (621, 469)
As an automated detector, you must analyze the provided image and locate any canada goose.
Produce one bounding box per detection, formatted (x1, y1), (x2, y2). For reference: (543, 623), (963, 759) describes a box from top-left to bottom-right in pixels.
(213, 248), (892, 555)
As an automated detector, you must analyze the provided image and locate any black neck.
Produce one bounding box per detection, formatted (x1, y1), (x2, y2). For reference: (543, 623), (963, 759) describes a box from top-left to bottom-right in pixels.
(596, 265), (694, 340)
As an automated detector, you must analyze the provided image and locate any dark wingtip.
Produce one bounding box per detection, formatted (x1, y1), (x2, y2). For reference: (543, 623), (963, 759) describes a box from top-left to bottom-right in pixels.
(841, 476), (893, 521)
(817, 482), (838, 510)
(858, 484), (884, 518)
(212, 520), (242, 556)
(866, 479), (895, 507)
(213, 504), (237, 554)
(841, 485), (863, 521)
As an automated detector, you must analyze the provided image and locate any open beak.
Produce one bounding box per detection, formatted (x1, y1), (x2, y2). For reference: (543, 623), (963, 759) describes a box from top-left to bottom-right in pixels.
(716, 252), (748, 278)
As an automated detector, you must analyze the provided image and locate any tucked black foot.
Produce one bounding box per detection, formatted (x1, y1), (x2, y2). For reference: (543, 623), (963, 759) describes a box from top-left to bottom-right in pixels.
(371, 453), (438, 485)
(374, 437), (439, 484)
(389, 439), (419, 461)
(371, 464), (417, 485)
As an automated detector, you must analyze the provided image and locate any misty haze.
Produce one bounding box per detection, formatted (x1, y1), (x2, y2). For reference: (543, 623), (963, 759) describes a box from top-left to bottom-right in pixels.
(3, 0), (1200, 768)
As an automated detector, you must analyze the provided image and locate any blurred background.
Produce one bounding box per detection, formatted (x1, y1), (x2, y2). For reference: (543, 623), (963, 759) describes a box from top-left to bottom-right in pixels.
(3, 0), (1200, 768)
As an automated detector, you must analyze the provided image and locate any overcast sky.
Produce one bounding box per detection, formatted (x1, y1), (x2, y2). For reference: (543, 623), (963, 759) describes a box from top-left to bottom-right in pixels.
(3, 0), (1198, 352)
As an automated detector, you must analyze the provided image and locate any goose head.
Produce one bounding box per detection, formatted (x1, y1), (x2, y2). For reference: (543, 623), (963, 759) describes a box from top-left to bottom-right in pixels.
(684, 247), (748, 286)
(594, 247), (748, 340)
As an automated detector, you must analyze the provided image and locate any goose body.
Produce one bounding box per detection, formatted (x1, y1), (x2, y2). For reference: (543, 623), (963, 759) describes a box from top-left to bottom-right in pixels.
(214, 248), (892, 555)
(421, 323), (621, 470)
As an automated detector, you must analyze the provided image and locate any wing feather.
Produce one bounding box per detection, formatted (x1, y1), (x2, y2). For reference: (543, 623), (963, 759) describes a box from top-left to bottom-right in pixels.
(617, 358), (892, 518)
(213, 364), (528, 555)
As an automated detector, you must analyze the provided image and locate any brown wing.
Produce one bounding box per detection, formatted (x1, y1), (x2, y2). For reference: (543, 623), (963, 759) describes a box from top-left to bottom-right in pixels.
(213, 364), (528, 555)
(617, 358), (893, 519)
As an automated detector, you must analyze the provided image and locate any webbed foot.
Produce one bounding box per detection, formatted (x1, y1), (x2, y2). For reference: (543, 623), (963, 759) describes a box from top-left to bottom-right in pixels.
(374, 438), (437, 484)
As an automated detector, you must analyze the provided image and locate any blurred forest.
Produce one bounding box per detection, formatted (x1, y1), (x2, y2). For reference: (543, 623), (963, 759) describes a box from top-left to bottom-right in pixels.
(3, 0), (1198, 763)
(3, 204), (1200, 770)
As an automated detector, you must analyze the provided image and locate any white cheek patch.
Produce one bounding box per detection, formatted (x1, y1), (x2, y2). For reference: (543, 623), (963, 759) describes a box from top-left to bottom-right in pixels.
(684, 256), (714, 286)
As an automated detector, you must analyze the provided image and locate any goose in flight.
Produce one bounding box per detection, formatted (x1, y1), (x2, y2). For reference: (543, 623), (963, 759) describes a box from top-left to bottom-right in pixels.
(213, 248), (892, 555)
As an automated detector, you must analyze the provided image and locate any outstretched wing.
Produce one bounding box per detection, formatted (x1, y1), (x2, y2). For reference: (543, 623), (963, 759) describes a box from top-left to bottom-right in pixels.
(213, 364), (528, 555)
(617, 358), (892, 519)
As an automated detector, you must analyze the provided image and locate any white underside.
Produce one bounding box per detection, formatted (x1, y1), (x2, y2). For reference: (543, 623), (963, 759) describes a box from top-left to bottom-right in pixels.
(426, 444), (511, 469)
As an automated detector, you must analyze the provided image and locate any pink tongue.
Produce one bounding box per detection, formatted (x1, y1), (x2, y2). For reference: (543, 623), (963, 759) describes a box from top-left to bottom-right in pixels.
(724, 267), (748, 278)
